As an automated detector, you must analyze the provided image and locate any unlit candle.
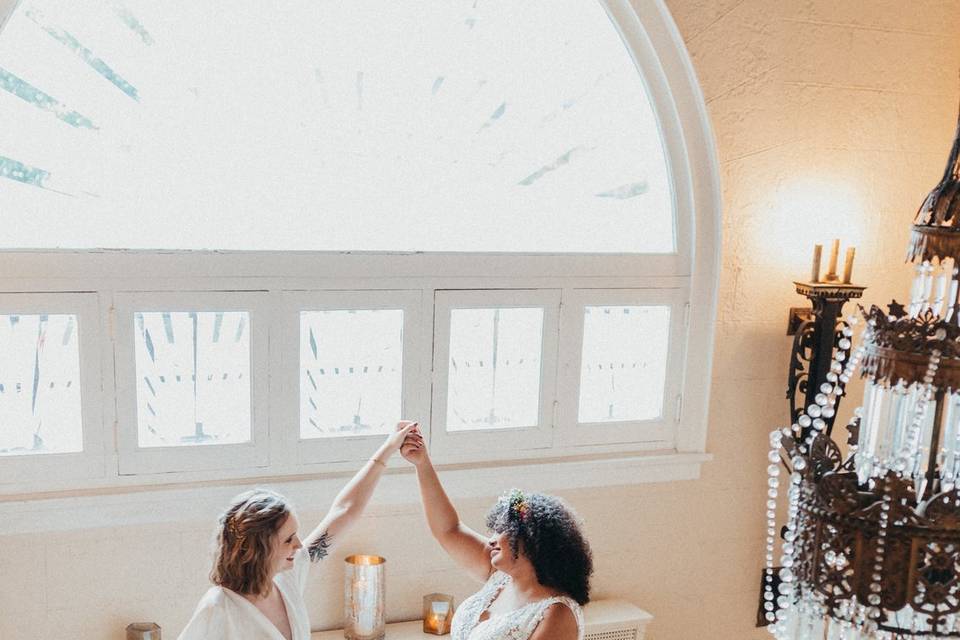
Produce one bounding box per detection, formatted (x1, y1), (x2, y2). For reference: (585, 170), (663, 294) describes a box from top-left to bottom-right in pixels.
(842, 247), (855, 284)
(811, 244), (822, 283)
(825, 239), (840, 281)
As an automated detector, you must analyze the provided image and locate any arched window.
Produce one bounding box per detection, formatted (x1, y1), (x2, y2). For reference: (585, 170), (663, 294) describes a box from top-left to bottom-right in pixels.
(0, 0), (720, 490)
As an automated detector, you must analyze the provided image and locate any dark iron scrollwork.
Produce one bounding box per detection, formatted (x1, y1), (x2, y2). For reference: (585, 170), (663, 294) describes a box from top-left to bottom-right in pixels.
(787, 316), (815, 422)
(786, 433), (960, 636)
(786, 283), (865, 439)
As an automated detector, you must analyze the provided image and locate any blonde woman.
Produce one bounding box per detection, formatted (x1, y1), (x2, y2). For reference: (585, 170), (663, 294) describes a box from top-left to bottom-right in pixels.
(177, 420), (417, 640)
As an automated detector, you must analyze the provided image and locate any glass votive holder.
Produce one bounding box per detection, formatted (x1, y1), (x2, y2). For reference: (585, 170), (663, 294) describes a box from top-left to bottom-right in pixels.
(344, 554), (386, 640)
(126, 622), (161, 640)
(422, 593), (455, 635)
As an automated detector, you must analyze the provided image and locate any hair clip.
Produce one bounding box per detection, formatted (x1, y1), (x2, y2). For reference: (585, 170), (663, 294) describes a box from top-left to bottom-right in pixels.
(227, 517), (245, 543)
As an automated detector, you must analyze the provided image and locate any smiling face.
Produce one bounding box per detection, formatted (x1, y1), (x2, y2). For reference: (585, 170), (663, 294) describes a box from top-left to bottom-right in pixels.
(270, 513), (303, 574)
(487, 530), (531, 574)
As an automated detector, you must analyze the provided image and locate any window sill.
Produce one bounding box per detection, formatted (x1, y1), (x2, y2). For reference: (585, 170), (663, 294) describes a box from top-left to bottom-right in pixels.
(311, 599), (654, 639)
(0, 450), (711, 535)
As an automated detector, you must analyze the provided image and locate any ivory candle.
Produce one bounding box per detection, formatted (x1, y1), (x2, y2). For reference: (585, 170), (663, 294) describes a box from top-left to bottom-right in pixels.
(825, 239), (840, 282)
(811, 244), (823, 283)
(842, 247), (856, 284)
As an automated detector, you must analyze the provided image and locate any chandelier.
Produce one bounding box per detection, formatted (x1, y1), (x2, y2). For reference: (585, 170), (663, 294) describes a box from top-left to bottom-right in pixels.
(764, 96), (960, 638)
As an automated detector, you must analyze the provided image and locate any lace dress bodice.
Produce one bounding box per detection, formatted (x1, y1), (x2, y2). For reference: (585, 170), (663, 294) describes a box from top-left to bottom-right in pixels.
(450, 572), (584, 640)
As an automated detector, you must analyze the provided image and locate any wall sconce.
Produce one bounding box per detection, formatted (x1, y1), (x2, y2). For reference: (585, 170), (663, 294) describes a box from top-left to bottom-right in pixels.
(422, 593), (455, 635)
(344, 555), (386, 640)
(786, 240), (866, 440)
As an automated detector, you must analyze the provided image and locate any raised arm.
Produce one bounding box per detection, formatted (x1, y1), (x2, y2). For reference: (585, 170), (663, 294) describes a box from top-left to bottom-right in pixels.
(302, 420), (417, 562)
(400, 430), (492, 582)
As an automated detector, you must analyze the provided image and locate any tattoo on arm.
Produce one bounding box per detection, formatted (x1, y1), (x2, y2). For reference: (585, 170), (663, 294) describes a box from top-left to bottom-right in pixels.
(308, 531), (332, 563)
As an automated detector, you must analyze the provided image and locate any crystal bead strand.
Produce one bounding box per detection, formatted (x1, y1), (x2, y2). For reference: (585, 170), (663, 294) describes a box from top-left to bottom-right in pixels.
(764, 427), (783, 627)
(864, 479), (893, 632)
(772, 470), (803, 638)
(768, 314), (865, 637)
(803, 324), (866, 454)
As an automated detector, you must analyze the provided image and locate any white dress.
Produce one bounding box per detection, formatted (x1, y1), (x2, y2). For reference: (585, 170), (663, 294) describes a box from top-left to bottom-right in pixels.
(177, 547), (313, 640)
(450, 572), (585, 640)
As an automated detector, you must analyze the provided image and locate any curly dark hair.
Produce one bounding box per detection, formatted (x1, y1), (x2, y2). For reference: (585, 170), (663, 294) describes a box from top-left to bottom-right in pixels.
(485, 489), (593, 605)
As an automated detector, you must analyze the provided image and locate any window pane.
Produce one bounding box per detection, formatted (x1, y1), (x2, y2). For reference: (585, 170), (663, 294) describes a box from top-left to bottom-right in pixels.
(299, 309), (403, 438)
(134, 311), (251, 447)
(0, 313), (82, 455)
(446, 308), (543, 431)
(578, 305), (670, 423)
(0, 0), (673, 253)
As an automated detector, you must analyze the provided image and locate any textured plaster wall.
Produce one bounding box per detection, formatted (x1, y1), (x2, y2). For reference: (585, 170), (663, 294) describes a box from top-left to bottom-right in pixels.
(658, 0), (960, 637)
(1, 2), (960, 639)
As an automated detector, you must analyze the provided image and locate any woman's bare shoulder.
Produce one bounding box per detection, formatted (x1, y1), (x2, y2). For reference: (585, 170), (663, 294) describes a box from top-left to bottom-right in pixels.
(529, 600), (580, 640)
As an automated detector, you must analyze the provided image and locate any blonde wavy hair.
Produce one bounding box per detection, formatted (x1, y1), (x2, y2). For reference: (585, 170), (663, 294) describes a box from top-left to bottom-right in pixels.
(210, 488), (292, 597)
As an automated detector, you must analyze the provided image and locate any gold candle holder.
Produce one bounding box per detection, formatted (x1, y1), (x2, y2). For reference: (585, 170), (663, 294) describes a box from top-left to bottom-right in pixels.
(344, 555), (386, 640)
(422, 593), (455, 635)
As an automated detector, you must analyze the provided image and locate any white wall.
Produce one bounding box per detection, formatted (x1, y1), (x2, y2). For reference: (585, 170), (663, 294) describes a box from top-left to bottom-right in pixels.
(2, 1), (960, 639)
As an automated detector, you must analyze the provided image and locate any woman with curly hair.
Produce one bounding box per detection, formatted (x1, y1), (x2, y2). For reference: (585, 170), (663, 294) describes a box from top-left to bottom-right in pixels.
(177, 420), (418, 640)
(401, 428), (593, 640)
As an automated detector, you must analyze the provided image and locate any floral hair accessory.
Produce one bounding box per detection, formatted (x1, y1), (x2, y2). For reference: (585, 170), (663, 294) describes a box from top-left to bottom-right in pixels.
(508, 488), (529, 523)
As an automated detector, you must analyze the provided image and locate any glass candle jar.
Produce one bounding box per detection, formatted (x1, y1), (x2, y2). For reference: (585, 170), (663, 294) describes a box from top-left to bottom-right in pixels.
(422, 593), (455, 635)
(344, 555), (386, 640)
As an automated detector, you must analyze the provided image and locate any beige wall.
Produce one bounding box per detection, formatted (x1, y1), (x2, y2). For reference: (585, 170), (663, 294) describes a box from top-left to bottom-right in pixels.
(2, 2), (960, 639)
(656, 0), (960, 636)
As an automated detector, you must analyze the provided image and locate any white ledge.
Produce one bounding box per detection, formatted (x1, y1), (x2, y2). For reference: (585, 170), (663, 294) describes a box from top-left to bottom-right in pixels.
(311, 599), (654, 639)
(0, 451), (711, 535)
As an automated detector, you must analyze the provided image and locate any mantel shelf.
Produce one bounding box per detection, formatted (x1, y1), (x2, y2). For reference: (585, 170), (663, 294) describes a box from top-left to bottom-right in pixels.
(311, 599), (653, 640)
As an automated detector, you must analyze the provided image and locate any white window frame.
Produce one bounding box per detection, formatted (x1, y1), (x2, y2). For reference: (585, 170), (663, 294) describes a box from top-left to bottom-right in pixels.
(113, 290), (271, 475)
(279, 289), (426, 466)
(0, 0), (722, 497)
(0, 291), (105, 484)
(430, 289), (561, 463)
(557, 287), (687, 450)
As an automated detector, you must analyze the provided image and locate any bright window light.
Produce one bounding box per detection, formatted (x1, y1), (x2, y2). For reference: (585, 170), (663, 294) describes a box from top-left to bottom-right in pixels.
(0, 313), (83, 455)
(133, 311), (251, 447)
(446, 307), (544, 430)
(578, 305), (670, 423)
(0, 0), (673, 252)
(299, 309), (404, 438)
